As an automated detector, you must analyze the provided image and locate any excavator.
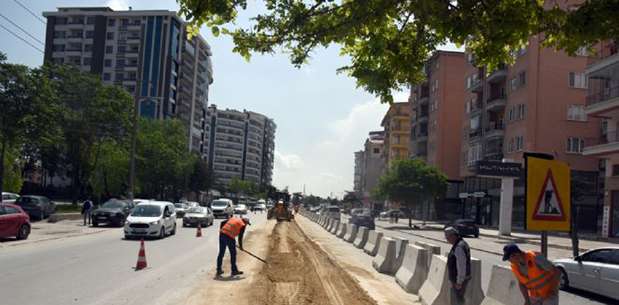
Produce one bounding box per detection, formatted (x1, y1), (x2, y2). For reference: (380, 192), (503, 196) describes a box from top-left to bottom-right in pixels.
(267, 191), (294, 221)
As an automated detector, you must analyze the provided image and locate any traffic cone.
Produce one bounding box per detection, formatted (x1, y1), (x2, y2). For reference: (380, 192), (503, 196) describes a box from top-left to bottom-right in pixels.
(135, 239), (147, 270)
(196, 223), (202, 237)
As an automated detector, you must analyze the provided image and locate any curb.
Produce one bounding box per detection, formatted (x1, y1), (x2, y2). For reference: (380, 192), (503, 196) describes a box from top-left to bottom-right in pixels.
(478, 232), (589, 252)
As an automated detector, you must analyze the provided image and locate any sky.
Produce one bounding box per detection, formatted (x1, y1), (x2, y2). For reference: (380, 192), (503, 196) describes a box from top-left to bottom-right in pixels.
(0, 0), (448, 198)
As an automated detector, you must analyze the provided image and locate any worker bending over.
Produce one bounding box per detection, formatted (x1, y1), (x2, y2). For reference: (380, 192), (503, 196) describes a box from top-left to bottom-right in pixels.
(216, 216), (250, 276)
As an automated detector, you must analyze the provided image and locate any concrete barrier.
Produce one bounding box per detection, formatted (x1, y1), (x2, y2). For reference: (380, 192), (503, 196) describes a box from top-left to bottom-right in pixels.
(392, 237), (409, 274)
(415, 241), (441, 256)
(326, 218), (334, 231)
(418, 255), (484, 305)
(344, 224), (358, 242)
(372, 237), (397, 273)
(330, 221), (340, 234)
(336, 222), (347, 238)
(395, 244), (430, 293)
(363, 230), (383, 256)
(353, 226), (369, 249)
(480, 265), (524, 305)
(324, 218), (331, 229)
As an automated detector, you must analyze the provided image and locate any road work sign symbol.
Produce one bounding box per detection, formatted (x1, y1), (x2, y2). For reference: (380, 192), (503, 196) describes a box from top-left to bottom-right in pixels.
(525, 156), (571, 232)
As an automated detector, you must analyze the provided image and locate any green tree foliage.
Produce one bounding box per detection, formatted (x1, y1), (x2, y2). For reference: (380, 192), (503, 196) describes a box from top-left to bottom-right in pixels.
(90, 139), (130, 201)
(375, 159), (447, 226)
(2, 148), (23, 193)
(188, 157), (212, 195)
(177, 0), (619, 103)
(228, 176), (258, 196)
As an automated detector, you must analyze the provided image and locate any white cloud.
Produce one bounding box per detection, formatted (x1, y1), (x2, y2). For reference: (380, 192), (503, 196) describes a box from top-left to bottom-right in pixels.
(105, 0), (129, 10)
(274, 150), (304, 170)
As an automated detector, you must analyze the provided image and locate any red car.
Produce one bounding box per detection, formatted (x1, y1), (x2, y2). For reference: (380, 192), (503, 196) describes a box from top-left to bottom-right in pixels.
(0, 203), (31, 240)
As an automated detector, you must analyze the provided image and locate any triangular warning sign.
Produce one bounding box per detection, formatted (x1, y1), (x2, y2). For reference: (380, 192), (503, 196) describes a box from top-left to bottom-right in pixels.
(532, 169), (566, 221)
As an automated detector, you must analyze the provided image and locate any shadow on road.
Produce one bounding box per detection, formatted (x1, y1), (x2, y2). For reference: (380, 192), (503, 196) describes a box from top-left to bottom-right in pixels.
(562, 287), (616, 304)
(213, 275), (245, 281)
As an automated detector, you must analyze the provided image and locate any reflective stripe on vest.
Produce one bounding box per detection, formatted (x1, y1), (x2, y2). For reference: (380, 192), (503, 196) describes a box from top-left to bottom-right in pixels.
(220, 217), (245, 238)
(511, 251), (559, 298)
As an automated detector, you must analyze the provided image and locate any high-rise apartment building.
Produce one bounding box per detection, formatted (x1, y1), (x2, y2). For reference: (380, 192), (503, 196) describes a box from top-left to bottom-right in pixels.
(583, 40), (619, 237)
(381, 102), (411, 169)
(459, 36), (602, 230)
(42, 7), (214, 157)
(353, 151), (363, 193)
(206, 105), (276, 187)
(409, 51), (466, 180)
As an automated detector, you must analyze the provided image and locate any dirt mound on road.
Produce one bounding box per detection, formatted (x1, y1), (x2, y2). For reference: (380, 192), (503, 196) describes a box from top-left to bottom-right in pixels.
(249, 221), (377, 305)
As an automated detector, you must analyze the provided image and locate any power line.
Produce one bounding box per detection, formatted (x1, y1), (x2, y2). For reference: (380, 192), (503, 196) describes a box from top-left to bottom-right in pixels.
(0, 13), (44, 46)
(0, 23), (43, 53)
(13, 0), (46, 25)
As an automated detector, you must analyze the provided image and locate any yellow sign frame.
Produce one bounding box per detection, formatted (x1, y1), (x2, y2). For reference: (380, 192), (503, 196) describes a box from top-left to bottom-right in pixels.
(525, 156), (571, 232)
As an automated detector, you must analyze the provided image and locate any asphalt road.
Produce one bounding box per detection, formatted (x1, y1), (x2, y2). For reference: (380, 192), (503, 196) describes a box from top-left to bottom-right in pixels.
(367, 219), (616, 305)
(0, 213), (267, 305)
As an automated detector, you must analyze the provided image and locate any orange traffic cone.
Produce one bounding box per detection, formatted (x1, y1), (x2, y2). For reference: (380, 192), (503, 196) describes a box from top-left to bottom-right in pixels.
(135, 239), (147, 270)
(196, 223), (202, 237)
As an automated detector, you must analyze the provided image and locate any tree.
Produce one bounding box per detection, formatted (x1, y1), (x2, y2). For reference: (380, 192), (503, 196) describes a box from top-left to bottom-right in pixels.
(2, 148), (23, 193)
(178, 0), (619, 103)
(375, 159), (447, 228)
(188, 157), (212, 195)
(90, 139), (130, 202)
(228, 177), (258, 197)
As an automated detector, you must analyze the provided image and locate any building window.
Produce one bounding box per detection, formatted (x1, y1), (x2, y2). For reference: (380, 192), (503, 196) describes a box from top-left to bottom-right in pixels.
(569, 72), (588, 89)
(567, 105), (587, 121)
(84, 44), (92, 52)
(567, 137), (584, 153)
(105, 46), (113, 54)
(517, 104), (526, 120)
(85, 31), (94, 39)
(373, 148), (380, 154)
(516, 136), (524, 151)
(104, 59), (112, 67)
(432, 79), (439, 93)
(108, 19), (115, 26)
(107, 32), (114, 40)
(508, 138), (515, 153)
(53, 31), (65, 38)
(52, 44), (65, 52)
(115, 72), (123, 81)
(612, 164), (619, 176)
(103, 73), (111, 81)
(117, 45), (126, 53)
(83, 58), (91, 66)
(510, 71), (526, 92)
(86, 17), (95, 24)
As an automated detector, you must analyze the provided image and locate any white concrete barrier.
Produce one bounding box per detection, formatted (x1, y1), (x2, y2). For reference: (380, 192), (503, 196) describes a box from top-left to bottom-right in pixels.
(395, 244), (430, 293)
(336, 222), (347, 238)
(415, 241), (441, 256)
(344, 224), (358, 242)
(326, 218), (335, 231)
(392, 237), (409, 274)
(363, 230), (383, 256)
(330, 221), (340, 234)
(353, 226), (369, 249)
(418, 255), (484, 305)
(324, 218), (332, 229)
(480, 265), (524, 305)
(372, 237), (397, 273)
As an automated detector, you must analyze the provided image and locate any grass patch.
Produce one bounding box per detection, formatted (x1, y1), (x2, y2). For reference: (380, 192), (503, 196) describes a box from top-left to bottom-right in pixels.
(55, 205), (81, 213)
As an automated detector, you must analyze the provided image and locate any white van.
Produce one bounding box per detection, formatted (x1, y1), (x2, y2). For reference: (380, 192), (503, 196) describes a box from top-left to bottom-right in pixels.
(211, 198), (234, 218)
(124, 201), (177, 239)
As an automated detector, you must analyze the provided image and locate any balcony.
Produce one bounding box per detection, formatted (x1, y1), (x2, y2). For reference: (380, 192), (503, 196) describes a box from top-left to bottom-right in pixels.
(583, 131), (619, 156)
(585, 85), (619, 116)
(486, 64), (507, 83)
(415, 130), (428, 142)
(586, 44), (619, 76)
(469, 129), (482, 142)
(484, 125), (505, 139)
(486, 93), (507, 111)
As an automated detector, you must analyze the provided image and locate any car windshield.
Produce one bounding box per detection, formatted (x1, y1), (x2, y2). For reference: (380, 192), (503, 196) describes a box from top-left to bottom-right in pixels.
(16, 197), (36, 205)
(187, 207), (205, 214)
(212, 200), (228, 207)
(174, 203), (186, 208)
(102, 200), (126, 209)
(236, 204), (247, 209)
(131, 205), (161, 217)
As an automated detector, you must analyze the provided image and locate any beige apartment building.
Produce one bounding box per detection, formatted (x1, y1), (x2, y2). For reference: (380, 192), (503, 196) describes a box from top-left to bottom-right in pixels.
(381, 102), (411, 169)
(583, 41), (619, 238)
(459, 35), (603, 231)
(410, 51), (466, 180)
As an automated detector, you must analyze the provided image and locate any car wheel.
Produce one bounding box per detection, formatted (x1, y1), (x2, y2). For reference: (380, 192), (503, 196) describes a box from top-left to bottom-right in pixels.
(474, 233), (479, 238)
(16, 224), (30, 240)
(171, 224), (176, 236)
(159, 227), (165, 239)
(559, 268), (569, 290)
(92, 221), (98, 227)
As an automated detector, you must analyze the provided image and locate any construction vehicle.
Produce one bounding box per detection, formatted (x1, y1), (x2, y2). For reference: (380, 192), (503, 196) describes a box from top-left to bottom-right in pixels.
(267, 191), (293, 221)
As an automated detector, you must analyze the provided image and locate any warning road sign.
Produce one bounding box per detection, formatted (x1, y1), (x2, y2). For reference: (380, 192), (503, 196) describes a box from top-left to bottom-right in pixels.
(525, 156), (571, 231)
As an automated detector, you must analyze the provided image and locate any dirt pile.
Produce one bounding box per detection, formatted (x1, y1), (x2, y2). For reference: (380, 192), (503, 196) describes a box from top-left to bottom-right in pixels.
(248, 221), (377, 305)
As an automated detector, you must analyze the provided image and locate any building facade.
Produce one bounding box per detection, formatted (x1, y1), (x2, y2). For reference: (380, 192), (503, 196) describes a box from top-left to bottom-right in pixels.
(381, 102), (411, 169)
(206, 105), (276, 187)
(353, 151), (363, 193)
(409, 51), (466, 180)
(459, 36), (603, 232)
(583, 40), (619, 237)
(42, 7), (214, 158)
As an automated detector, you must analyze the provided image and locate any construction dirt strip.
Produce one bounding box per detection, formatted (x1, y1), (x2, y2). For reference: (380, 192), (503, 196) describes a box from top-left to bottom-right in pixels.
(186, 216), (417, 305)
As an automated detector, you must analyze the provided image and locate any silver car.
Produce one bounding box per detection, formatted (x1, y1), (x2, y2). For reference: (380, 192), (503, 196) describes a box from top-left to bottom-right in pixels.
(553, 247), (619, 300)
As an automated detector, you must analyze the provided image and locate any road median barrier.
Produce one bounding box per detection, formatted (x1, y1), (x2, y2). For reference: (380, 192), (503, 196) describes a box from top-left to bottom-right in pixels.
(336, 222), (348, 238)
(363, 230), (383, 256)
(353, 226), (369, 249)
(372, 237), (397, 274)
(480, 265), (524, 305)
(344, 224), (358, 242)
(392, 237), (409, 274)
(414, 240), (441, 256)
(326, 218), (335, 231)
(330, 221), (340, 234)
(395, 244), (430, 293)
(418, 255), (484, 305)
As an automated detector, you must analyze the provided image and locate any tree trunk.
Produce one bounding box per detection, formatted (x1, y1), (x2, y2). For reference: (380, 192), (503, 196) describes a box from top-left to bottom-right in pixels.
(0, 140), (6, 203)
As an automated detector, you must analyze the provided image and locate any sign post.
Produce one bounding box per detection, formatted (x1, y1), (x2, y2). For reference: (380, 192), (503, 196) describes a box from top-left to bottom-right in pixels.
(524, 153), (571, 257)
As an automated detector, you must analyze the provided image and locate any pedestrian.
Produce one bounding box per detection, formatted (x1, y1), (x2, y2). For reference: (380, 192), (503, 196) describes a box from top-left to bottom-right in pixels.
(444, 227), (471, 305)
(216, 216), (250, 277)
(502, 244), (560, 305)
(394, 211), (399, 223)
(81, 198), (93, 226)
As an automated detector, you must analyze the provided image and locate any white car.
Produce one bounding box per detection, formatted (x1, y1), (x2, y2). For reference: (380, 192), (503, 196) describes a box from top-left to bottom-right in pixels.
(234, 204), (248, 215)
(124, 201), (177, 239)
(554, 247), (619, 300)
(255, 203), (267, 211)
(211, 198), (234, 218)
(2, 192), (19, 204)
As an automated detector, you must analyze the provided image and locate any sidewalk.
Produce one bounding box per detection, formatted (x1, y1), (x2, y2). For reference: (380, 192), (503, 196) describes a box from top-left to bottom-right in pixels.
(0, 219), (110, 248)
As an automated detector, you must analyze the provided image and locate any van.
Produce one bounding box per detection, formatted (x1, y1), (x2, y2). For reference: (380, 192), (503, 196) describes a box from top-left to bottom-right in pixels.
(210, 198), (234, 218)
(326, 205), (341, 221)
(124, 201), (177, 239)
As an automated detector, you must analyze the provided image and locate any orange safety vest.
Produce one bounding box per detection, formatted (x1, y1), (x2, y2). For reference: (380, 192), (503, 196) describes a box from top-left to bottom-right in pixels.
(511, 251), (559, 299)
(220, 217), (246, 239)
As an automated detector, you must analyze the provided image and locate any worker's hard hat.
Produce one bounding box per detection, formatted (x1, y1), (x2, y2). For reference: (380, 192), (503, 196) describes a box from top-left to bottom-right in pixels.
(241, 216), (251, 225)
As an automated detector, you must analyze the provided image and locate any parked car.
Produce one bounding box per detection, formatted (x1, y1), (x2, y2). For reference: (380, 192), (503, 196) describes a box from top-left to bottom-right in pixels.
(0, 203), (31, 240)
(14, 195), (55, 220)
(211, 199), (234, 218)
(91, 199), (135, 227)
(234, 204), (248, 215)
(186, 201), (199, 208)
(183, 206), (214, 227)
(325, 205), (341, 221)
(254, 203), (267, 211)
(379, 209), (404, 220)
(554, 247), (619, 300)
(174, 202), (189, 218)
(349, 208), (375, 230)
(2, 192), (19, 204)
(444, 219), (479, 238)
(124, 201), (176, 239)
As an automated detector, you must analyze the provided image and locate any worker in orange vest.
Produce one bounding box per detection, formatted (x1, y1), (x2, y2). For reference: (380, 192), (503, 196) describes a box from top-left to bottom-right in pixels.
(503, 244), (560, 305)
(216, 216), (250, 276)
